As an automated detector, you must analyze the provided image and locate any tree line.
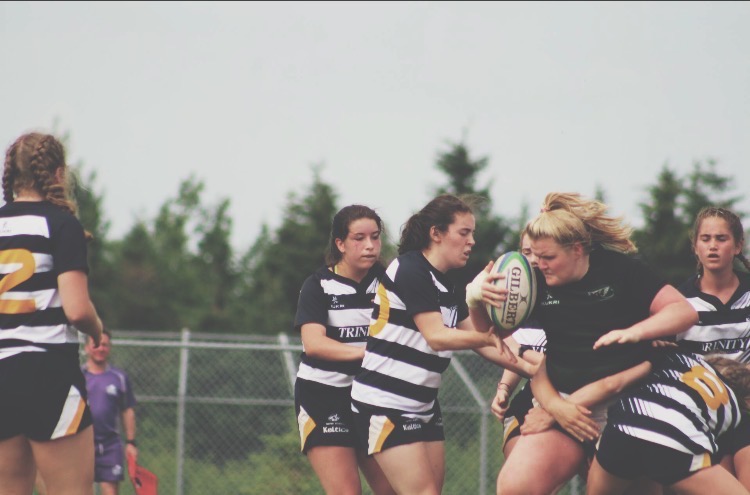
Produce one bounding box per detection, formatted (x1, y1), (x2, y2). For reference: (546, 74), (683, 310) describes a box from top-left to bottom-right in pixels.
(67, 138), (744, 335)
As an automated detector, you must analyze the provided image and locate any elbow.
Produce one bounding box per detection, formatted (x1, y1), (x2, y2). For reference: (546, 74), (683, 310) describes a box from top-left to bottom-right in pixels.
(65, 310), (93, 329)
(600, 376), (626, 395)
(424, 337), (448, 352)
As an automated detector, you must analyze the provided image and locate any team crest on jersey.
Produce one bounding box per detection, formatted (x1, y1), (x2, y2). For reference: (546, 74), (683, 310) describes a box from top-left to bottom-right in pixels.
(587, 286), (614, 301)
(330, 295), (344, 309)
(106, 384), (117, 396)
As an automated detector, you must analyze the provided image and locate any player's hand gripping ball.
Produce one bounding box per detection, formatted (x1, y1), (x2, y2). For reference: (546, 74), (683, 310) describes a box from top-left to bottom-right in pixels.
(486, 251), (537, 332)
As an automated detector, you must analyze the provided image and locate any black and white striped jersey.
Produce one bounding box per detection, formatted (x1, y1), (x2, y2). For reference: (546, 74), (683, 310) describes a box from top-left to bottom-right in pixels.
(606, 351), (742, 456)
(0, 201), (88, 360)
(294, 264), (383, 387)
(511, 319), (546, 353)
(351, 250), (469, 417)
(677, 272), (750, 363)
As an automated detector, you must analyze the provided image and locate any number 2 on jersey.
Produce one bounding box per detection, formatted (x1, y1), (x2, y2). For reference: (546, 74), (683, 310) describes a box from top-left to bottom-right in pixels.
(0, 249), (37, 314)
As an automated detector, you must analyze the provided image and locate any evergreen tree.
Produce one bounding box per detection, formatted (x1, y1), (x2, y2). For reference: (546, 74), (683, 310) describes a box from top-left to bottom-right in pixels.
(634, 160), (742, 285)
(239, 167), (339, 335)
(433, 139), (512, 287)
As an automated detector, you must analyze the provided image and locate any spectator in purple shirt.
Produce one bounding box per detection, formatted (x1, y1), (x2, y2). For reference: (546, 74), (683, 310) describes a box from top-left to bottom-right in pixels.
(82, 329), (138, 495)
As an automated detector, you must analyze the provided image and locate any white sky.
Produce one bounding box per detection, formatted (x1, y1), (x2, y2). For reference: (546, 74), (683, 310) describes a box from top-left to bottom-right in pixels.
(2, 1), (749, 251)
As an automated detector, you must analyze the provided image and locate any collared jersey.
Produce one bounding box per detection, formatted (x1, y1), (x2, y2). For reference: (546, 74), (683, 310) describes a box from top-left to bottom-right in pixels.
(606, 351), (741, 456)
(0, 201), (88, 360)
(82, 365), (137, 444)
(677, 272), (750, 363)
(533, 248), (666, 393)
(295, 264), (384, 387)
(351, 250), (469, 417)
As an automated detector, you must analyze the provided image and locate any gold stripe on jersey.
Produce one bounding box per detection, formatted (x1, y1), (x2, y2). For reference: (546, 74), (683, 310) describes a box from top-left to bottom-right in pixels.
(369, 283), (390, 337)
(297, 406), (316, 452)
(369, 414), (395, 455)
(51, 385), (86, 439)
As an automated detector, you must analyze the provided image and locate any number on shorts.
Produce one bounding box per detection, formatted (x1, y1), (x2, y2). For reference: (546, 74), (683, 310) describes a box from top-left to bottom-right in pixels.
(681, 365), (730, 410)
(0, 248), (37, 314)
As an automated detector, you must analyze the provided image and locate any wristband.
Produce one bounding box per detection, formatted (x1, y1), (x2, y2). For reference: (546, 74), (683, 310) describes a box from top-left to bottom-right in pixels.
(126, 439), (137, 447)
(497, 382), (511, 391)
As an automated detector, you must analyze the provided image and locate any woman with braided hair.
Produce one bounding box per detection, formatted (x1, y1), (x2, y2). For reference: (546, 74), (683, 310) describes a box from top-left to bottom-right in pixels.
(675, 206), (750, 488)
(0, 132), (103, 494)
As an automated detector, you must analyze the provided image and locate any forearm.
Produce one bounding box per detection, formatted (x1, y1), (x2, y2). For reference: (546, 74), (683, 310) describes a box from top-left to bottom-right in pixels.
(627, 300), (698, 342)
(529, 358), (566, 411)
(567, 361), (652, 407)
(122, 408), (136, 441)
(474, 345), (535, 376)
(498, 368), (524, 392)
(303, 339), (365, 361)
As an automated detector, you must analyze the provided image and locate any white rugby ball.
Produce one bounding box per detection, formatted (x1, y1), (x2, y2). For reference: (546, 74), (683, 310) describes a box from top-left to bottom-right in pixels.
(486, 251), (537, 332)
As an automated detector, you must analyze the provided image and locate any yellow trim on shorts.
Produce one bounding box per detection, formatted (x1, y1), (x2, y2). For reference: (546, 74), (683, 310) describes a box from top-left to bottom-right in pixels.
(502, 417), (519, 447)
(370, 416), (395, 455)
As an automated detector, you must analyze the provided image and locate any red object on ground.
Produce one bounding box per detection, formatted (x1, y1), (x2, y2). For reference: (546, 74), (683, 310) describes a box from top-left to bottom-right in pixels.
(126, 452), (159, 495)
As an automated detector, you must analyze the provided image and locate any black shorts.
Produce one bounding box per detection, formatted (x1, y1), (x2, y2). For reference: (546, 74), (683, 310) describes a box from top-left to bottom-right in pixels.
(295, 378), (358, 453)
(502, 383), (533, 448)
(351, 399), (444, 455)
(719, 411), (750, 456)
(0, 350), (92, 441)
(596, 425), (713, 485)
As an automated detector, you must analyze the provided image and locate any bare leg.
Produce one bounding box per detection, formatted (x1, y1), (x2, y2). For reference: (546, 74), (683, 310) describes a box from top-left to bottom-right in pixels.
(99, 481), (119, 495)
(734, 446), (750, 490)
(669, 465), (750, 495)
(586, 457), (634, 495)
(307, 445), (362, 495)
(374, 441), (444, 495)
(29, 426), (95, 495)
(497, 429), (584, 495)
(356, 450), (396, 495)
(0, 435), (36, 495)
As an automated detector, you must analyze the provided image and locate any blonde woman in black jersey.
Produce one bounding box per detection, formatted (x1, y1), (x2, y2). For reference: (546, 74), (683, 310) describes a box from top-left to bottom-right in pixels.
(481, 192), (698, 495)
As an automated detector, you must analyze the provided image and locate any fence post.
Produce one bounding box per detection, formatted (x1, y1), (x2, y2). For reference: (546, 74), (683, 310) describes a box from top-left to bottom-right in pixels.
(175, 328), (191, 495)
(278, 333), (297, 396)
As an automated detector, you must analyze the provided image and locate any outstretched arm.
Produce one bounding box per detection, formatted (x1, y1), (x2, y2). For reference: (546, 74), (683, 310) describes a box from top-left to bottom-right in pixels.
(594, 285), (698, 349)
(525, 357), (652, 441)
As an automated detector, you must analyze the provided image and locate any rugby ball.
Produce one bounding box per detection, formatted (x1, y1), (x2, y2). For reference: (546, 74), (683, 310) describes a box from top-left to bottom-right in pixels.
(486, 251), (537, 332)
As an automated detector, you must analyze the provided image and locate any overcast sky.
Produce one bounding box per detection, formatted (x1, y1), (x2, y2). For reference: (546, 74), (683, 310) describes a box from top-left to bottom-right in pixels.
(2, 1), (749, 251)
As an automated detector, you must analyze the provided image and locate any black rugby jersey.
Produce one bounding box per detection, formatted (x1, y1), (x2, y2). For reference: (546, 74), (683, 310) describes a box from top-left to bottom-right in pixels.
(677, 272), (750, 363)
(295, 263), (384, 387)
(533, 248), (666, 393)
(351, 250), (469, 417)
(0, 201), (88, 360)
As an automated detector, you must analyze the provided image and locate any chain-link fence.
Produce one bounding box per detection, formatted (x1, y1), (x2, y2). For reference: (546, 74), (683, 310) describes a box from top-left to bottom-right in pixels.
(96, 329), (583, 495)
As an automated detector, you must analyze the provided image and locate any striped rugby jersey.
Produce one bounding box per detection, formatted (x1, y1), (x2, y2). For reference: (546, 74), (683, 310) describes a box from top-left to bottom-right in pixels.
(512, 320), (546, 353)
(606, 351), (742, 456)
(294, 264), (384, 387)
(351, 250), (469, 416)
(677, 272), (750, 363)
(0, 201), (88, 360)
